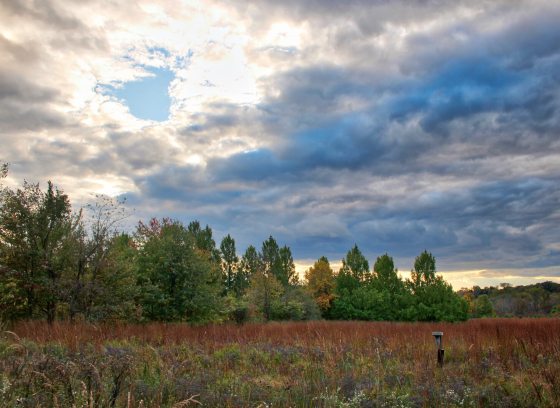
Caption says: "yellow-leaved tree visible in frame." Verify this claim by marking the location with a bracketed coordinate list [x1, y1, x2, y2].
[305, 256, 335, 317]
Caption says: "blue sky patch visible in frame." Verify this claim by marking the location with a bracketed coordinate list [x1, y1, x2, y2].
[111, 66, 174, 122]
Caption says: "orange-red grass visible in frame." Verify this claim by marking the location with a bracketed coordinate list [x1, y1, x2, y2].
[5, 318, 560, 406]
[12, 318, 560, 352]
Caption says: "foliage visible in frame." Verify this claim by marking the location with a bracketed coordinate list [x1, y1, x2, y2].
[305, 256, 335, 317]
[459, 281, 560, 317]
[220, 234, 240, 296]
[245, 270, 283, 321]
[332, 249, 467, 322]
[259, 236, 298, 287]
[407, 251, 468, 322]
[0, 176, 478, 325]
[278, 245, 298, 286]
[0, 181, 74, 323]
[64, 195, 133, 321]
[473, 294, 494, 317]
[338, 244, 370, 287]
[271, 286, 321, 321]
[410, 250, 436, 287]
[88, 233, 139, 321]
[239, 245, 261, 279]
[187, 220, 219, 258]
[135, 219, 222, 323]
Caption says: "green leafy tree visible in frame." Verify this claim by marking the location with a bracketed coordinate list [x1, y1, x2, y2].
[371, 253, 409, 320]
[246, 270, 283, 321]
[340, 244, 370, 283]
[227, 245, 261, 322]
[81, 233, 138, 321]
[335, 244, 370, 295]
[240, 245, 261, 278]
[410, 250, 436, 287]
[331, 245, 372, 320]
[473, 294, 494, 317]
[188, 220, 221, 263]
[271, 286, 321, 321]
[136, 219, 222, 323]
[0, 181, 74, 323]
[64, 195, 130, 321]
[406, 251, 468, 322]
[237, 245, 260, 297]
[373, 253, 402, 292]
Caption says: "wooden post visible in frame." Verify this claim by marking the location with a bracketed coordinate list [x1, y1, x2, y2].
[432, 331, 444, 367]
[437, 348, 444, 367]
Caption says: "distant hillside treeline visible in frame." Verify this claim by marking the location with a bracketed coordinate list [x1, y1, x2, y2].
[459, 282, 560, 318]
[0, 169, 490, 324]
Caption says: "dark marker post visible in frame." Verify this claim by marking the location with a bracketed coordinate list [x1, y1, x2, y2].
[432, 331, 444, 367]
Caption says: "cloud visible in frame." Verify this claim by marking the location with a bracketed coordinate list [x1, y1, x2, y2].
[1, 0, 559, 286]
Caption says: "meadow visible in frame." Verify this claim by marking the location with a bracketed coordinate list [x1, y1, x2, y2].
[1, 319, 559, 407]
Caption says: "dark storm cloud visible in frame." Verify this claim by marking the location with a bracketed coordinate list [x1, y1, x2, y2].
[136, 165, 207, 202]
[238, 3, 560, 181]
[346, 177, 560, 266]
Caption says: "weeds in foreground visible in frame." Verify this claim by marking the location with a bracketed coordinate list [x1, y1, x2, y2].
[0, 319, 559, 407]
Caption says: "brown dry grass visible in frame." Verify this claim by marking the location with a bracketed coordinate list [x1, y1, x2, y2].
[12, 318, 560, 351]
[4, 318, 560, 407]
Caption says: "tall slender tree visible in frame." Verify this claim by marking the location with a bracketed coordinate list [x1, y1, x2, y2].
[220, 234, 239, 295]
[278, 245, 297, 286]
[260, 235, 280, 277]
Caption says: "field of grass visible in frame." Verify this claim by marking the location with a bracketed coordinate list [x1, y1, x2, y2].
[1, 319, 559, 407]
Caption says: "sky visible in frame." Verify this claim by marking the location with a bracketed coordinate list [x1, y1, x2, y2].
[1, 0, 559, 289]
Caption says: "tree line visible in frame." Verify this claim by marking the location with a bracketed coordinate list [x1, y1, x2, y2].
[0, 171, 468, 324]
[459, 282, 560, 318]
